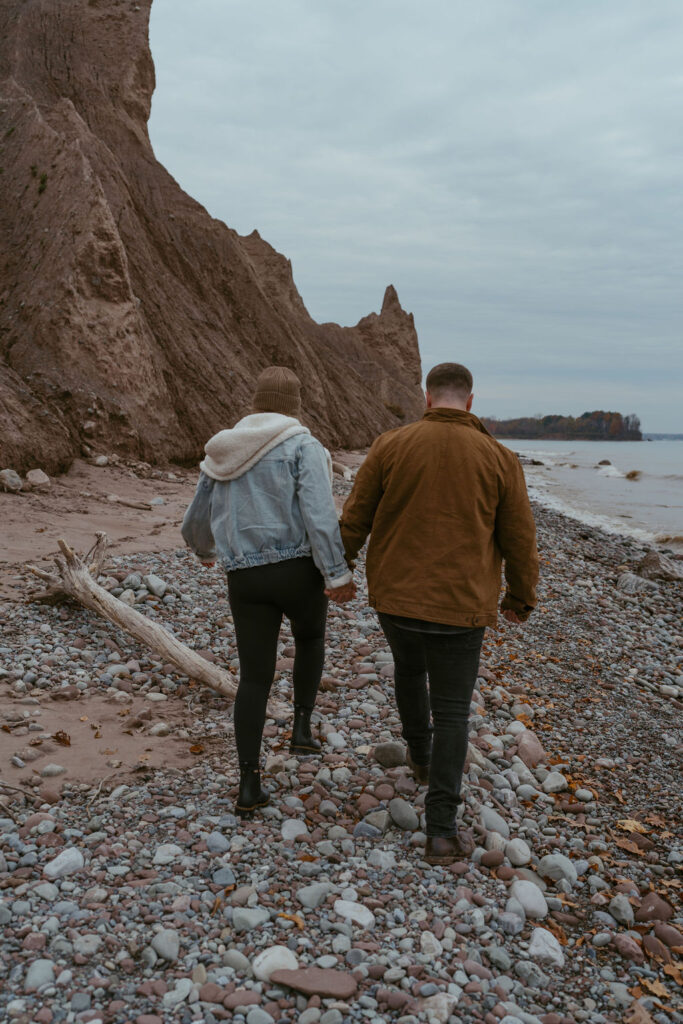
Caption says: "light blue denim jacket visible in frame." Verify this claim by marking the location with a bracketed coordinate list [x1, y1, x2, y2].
[181, 422, 352, 587]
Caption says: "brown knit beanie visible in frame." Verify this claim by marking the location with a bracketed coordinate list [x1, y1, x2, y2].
[252, 366, 302, 417]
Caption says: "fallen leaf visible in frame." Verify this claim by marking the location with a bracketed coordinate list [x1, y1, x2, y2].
[79, 716, 88, 722]
[1, 724, 10, 734]
[624, 1002, 656, 1024]
[210, 896, 223, 915]
[138, 754, 150, 763]
[615, 837, 645, 856]
[663, 963, 683, 987]
[55, 731, 71, 746]
[189, 744, 204, 755]
[641, 978, 669, 999]
[617, 819, 649, 834]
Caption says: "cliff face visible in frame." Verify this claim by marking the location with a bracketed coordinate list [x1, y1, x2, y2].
[0, 0, 423, 474]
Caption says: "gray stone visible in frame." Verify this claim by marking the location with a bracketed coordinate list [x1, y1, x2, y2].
[487, 945, 513, 970]
[24, 958, 55, 991]
[509, 879, 548, 919]
[153, 843, 183, 866]
[143, 573, 168, 597]
[373, 742, 405, 767]
[41, 763, 67, 778]
[246, 1011, 275, 1024]
[367, 848, 396, 871]
[206, 831, 230, 853]
[389, 797, 419, 831]
[528, 926, 565, 967]
[233, 907, 270, 932]
[213, 865, 237, 887]
[0, 469, 23, 492]
[297, 883, 332, 910]
[480, 806, 510, 839]
[71, 992, 91, 1012]
[222, 948, 252, 974]
[151, 928, 180, 961]
[364, 809, 390, 832]
[281, 819, 308, 841]
[72, 934, 102, 957]
[609, 893, 635, 926]
[537, 853, 577, 886]
[542, 771, 569, 793]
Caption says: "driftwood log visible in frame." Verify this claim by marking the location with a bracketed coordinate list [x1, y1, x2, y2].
[27, 533, 288, 717]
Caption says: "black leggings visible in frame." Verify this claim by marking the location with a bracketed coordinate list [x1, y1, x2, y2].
[228, 557, 328, 764]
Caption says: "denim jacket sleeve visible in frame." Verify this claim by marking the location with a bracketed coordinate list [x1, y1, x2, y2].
[296, 439, 353, 587]
[181, 472, 217, 560]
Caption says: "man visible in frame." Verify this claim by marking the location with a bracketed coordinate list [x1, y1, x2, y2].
[339, 362, 538, 865]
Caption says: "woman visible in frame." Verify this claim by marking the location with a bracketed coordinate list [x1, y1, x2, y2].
[182, 367, 355, 816]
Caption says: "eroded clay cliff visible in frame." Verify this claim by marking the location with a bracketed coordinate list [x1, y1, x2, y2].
[0, 0, 423, 474]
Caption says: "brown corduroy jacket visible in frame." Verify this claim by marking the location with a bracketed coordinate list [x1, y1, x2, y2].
[339, 408, 539, 627]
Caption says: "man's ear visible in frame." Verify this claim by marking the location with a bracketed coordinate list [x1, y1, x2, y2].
[425, 391, 433, 408]
[466, 393, 474, 411]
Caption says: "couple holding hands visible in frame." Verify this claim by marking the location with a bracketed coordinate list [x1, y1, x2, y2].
[182, 363, 538, 865]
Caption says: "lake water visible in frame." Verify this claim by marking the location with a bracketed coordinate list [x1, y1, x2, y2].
[498, 439, 683, 551]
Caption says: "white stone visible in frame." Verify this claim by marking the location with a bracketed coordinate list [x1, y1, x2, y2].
[505, 838, 532, 866]
[43, 847, 84, 880]
[33, 882, 59, 900]
[145, 692, 168, 701]
[510, 879, 548, 919]
[26, 469, 50, 489]
[418, 990, 462, 1022]
[153, 843, 183, 866]
[252, 945, 299, 981]
[528, 926, 565, 967]
[24, 958, 55, 991]
[149, 722, 171, 736]
[609, 893, 635, 926]
[367, 849, 396, 871]
[326, 732, 346, 749]
[420, 930, 443, 958]
[281, 819, 308, 841]
[162, 977, 193, 1008]
[233, 907, 270, 932]
[40, 763, 66, 778]
[542, 771, 569, 793]
[333, 899, 375, 929]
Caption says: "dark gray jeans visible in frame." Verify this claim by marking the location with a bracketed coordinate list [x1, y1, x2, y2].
[378, 614, 485, 838]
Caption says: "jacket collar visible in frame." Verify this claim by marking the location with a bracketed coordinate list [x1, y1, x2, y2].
[422, 408, 493, 436]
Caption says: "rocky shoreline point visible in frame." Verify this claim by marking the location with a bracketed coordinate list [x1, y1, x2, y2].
[0, 473, 681, 1024]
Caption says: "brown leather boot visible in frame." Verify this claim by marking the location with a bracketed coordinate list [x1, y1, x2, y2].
[406, 750, 430, 785]
[424, 831, 475, 865]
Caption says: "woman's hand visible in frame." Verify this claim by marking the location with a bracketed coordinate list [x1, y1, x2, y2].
[325, 581, 356, 604]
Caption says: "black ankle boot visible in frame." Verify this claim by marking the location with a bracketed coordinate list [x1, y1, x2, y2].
[235, 762, 270, 817]
[290, 705, 321, 754]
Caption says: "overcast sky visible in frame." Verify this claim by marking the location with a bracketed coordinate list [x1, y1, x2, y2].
[148, 0, 683, 432]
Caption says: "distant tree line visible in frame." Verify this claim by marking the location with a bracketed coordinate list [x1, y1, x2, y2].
[481, 411, 642, 441]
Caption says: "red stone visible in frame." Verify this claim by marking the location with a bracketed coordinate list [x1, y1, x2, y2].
[654, 922, 683, 948]
[613, 933, 644, 964]
[34, 1009, 53, 1024]
[23, 933, 47, 950]
[643, 935, 672, 963]
[635, 892, 674, 923]
[516, 729, 546, 768]
[199, 983, 226, 1004]
[136, 1017, 163, 1024]
[223, 990, 261, 1010]
[481, 850, 504, 868]
[269, 967, 358, 999]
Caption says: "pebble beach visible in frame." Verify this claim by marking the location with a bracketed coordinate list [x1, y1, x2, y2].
[1, 470, 682, 1024]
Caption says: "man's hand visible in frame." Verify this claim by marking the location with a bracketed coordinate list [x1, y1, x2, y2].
[325, 581, 356, 604]
[502, 608, 523, 624]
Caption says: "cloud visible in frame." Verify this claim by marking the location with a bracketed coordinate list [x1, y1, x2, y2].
[149, 0, 683, 431]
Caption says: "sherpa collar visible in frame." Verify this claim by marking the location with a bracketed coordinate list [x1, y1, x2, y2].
[200, 413, 309, 481]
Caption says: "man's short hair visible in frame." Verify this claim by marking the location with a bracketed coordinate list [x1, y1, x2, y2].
[425, 362, 473, 399]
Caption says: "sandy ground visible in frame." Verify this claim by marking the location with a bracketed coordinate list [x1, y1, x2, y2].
[0, 452, 362, 791]
[0, 452, 364, 601]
